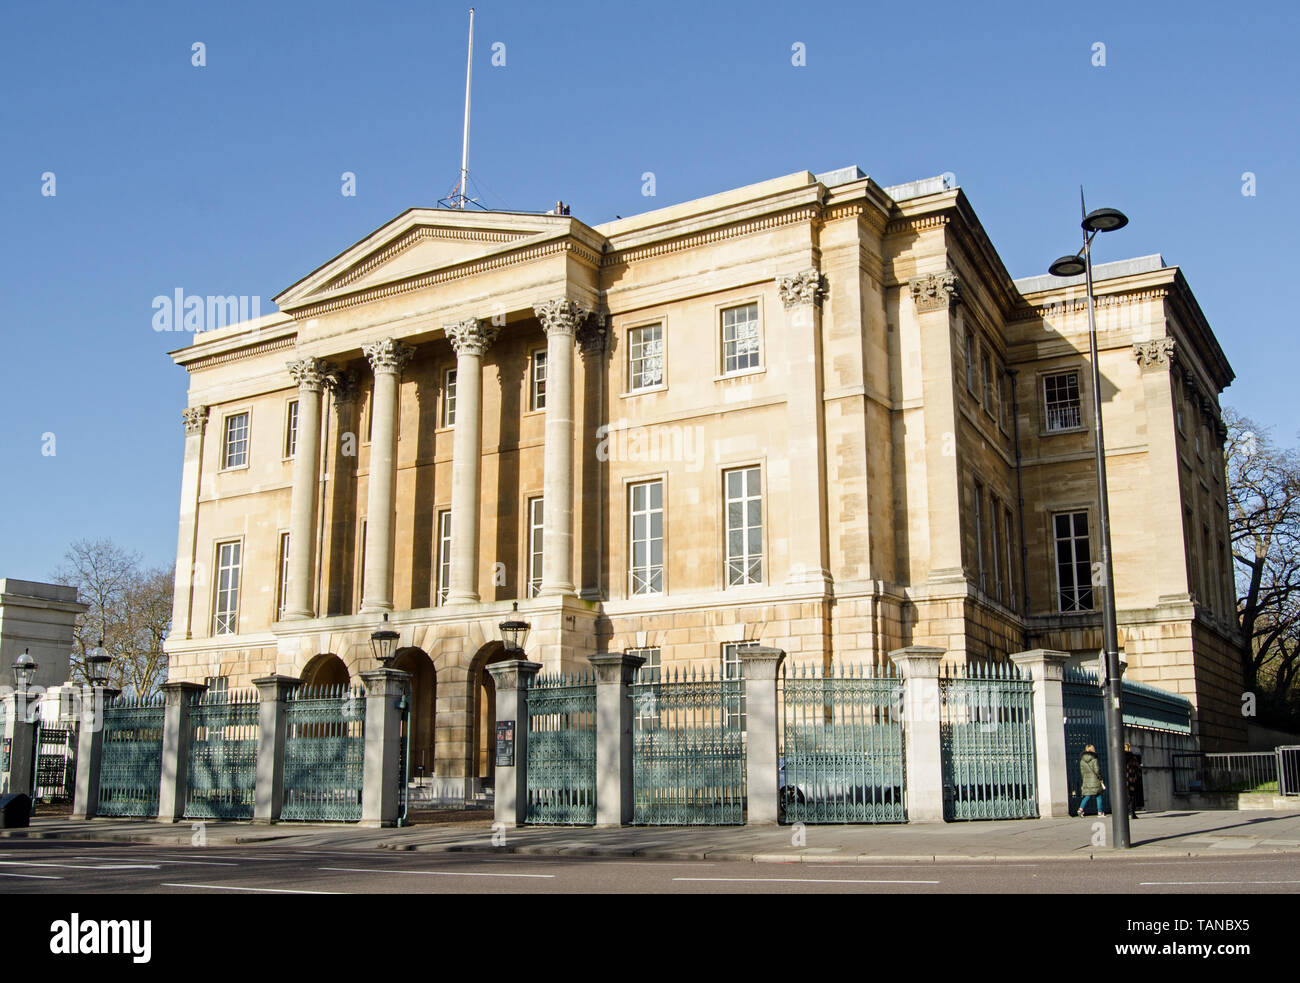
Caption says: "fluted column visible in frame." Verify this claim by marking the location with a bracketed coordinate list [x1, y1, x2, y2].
[173, 405, 208, 639]
[361, 338, 414, 613]
[445, 318, 500, 604]
[283, 357, 333, 619]
[534, 298, 587, 597]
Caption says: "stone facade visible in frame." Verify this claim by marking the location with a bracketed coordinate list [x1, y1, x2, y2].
[164, 166, 1245, 804]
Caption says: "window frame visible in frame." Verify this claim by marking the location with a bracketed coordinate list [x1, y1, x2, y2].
[527, 496, 544, 598]
[212, 538, 243, 636]
[436, 510, 452, 606]
[283, 399, 299, 460]
[718, 300, 763, 377]
[973, 479, 986, 592]
[627, 321, 666, 393]
[723, 465, 764, 588]
[442, 367, 458, 428]
[1053, 509, 1095, 613]
[721, 641, 759, 732]
[275, 530, 291, 621]
[529, 349, 547, 413]
[220, 410, 251, 471]
[628, 479, 665, 596]
[1041, 370, 1085, 434]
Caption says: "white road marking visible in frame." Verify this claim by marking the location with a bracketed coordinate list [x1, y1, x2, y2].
[320, 866, 554, 879]
[673, 877, 939, 885]
[0, 871, 62, 880]
[0, 861, 159, 871]
[162, 883, 339, 894]
[1140, 880, 1300, 886]
[72, 855, 238, 867]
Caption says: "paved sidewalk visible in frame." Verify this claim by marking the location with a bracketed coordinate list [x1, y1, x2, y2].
[6, 809, 1300, 862]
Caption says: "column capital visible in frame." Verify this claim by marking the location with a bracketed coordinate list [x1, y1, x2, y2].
[576, 312, 610, 357]
[1133, 338, 1176, 369]
[588, 651, 646, 686]
[738, 645, 786, 681]
[446, 317, 500, 358]
[327, 367, 362, 406]
[486, 659, 543, 692]
[363, 338, 415, 375]
[776, 269, 827, 308]
[359, 667, 412, 698]
[287, 356, 335, 392]
[181, 405, 209, 436]
[908, 270, 959, 313]
[889, 645, 946, 678]
[1009, 649, 1070, 683]
[533, 297, 591, 338]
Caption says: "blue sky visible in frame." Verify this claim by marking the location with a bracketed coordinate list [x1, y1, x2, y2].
[1, 0, 1296, 581]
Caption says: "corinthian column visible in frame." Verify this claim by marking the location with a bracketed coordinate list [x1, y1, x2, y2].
[445, 318, 500, 604]
[534, 298, 587, 597]
[360, 338, 414, 613]
[776, 270, 832, 589]
[173, 405, 209, 639]
[283, 357, 333, 619]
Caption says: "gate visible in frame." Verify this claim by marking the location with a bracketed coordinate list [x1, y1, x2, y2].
[34, 717, 77, 802]
[525, 671, 596, 825]
[780, 663, 906, 824]
[184, 688, 258, 820]
[97, 694, 165, 817]
[281, 684, 366, 822]
[1280, 747, 1300, 797]
[941, 662, 1038, 821]
[632, 666, 745, 825]
[1062, 666, 1108, 815]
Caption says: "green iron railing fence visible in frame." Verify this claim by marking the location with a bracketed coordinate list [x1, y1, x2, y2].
[97, 694, 165, 817]
[779, 662, 906, 824]
[34, 717, 76, 802]
[525, 671, 596, 825]
[1173, 751, 1279, 795]
[631, 666, 746, 825]
[1120, 678, 1193, 734]
[941, 662, 1038, 821]
[281, 684, 366, 822]
[1063, 667, 1109, 815]
[184, 688, 258, 820]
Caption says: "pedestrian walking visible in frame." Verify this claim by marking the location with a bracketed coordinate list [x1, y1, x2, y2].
[1077, 744, 1105, 817]
[1124, 743, 1143, 818]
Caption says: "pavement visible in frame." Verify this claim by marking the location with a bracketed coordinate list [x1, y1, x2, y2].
[7, 808, 1300, 863]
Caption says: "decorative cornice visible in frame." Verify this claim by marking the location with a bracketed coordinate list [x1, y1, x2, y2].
[602, 206, 820, 267]
[291, 239, 602, 321]
[886, 214, 950, 236]
[186, 334, 296, 372]
[576, 313, 609, 357]
[776, 269, 828, 309]
[909, 270, 959, 314]
[1133, 338, 1176, 368]
[1013, 287, 1171, 323]
[182, 405, 209, 436]
[362, 338, 415, 375]
[326, 368, 361, 406]
[534, 298, 591, 339]
[445, 318, 501, 358]
[287, 356, 335, 391]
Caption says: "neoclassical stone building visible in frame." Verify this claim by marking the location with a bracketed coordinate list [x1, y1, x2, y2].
[165, 166, 1242, 802]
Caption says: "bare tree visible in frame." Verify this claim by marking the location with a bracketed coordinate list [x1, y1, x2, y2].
[51, 539, 173, 698]
[1224, 409, 1300, 703]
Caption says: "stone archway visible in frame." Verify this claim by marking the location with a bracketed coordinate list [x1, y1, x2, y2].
[301, 653, 349, 689]
[468, 641, 513, 792]
[392, 647, 437, 784]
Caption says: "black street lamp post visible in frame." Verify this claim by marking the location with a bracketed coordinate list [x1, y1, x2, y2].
[1048, 192, 1132, 849]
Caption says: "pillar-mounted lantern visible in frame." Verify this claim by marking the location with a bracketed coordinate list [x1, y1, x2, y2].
[369, 613, 400, 667]
[499, 602, 530, 655]
[12, 650, 36, 691]
[87, 638, 111, 687]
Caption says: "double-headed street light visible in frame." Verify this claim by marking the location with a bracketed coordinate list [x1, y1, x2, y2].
[1048, 192, 1132, 849]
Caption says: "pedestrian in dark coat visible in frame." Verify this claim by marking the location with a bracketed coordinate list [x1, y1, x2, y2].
[1124, 743, 1143, 818]
[1078, 744, 1105, 817]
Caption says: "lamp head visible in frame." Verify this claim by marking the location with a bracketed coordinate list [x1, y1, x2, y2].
[13, 650, 36, 690]
[499, 601, 531, 655]
[1082, 207, 1128, 233]
[1048, 254, 1087, 278]
[369, 613, 400, 667]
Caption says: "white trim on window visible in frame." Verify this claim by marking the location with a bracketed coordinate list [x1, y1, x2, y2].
[436, 510, 451, 606]
[213, 539, 243, 635]
[527, 497, 544, 598]
[1053, 510, 1094, 612]
[724, 466, 763, 587]
[221, 411, 251, 470]
[530, 350, 547, 412]
[629, 480, 664, 595]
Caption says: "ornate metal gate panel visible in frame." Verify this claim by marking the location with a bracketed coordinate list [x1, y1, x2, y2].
[184, 688, 258, 820]
[34, 718, 77, 802]
[632, 667, 745, 825]
[941, 662, 1038, 821]
[97, 694, 165, 818]
[780, 663, 906, 824]
[281, 684, 366, 822]
[1062, 666, 1108, 815]
[525, 672, 596, 825]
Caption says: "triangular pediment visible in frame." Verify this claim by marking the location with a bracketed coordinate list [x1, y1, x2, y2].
[273, 208, 582, 312]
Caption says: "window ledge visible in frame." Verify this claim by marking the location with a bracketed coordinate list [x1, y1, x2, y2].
[715, 368, 765, 383]
[1039, 426, 1089, 438]
[218, 464, 250, 474]
[621, 384, 668, 398]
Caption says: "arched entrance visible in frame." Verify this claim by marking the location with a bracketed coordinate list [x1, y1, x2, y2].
[392, 647, 437, 784]
[470, 641, 513, 792]
[301, 653, 349, 689]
